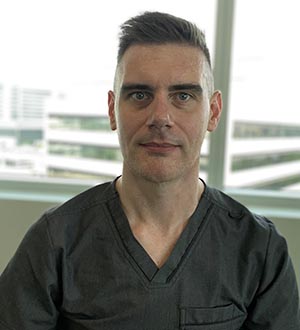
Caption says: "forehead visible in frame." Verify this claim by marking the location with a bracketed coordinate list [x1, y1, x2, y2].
[116, 44, 207, 86]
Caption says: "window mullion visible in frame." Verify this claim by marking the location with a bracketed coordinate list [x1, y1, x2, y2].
[207, 0, 235, 189]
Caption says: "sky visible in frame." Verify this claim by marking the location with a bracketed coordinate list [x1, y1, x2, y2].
[0, 0, 300, 124]
[230, 0, 300, 124]
[0, 0, 215, 86]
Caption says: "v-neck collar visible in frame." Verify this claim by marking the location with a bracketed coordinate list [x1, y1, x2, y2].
[106, 181, 213, 285]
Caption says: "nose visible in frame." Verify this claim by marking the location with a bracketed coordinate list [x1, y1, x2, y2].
[146, 94, 174, 129]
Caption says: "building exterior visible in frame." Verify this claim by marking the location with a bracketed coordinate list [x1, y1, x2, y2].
[46, 112, 122, 181]
[228, 121, 300, 190]
[0, 83, 50, 176]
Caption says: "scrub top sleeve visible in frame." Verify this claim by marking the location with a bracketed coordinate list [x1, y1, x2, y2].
[0, 215, 61, 330]
[244, 219, 300, 330]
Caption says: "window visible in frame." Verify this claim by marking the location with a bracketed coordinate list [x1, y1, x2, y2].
[0, 0, 216, 185]
[227, 0, 300, 192]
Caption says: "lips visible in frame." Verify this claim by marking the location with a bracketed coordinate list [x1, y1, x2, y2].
[140, 141, 180, 153]
[143, 142, 175, 147]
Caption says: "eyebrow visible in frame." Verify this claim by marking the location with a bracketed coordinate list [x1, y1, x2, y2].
[168, 84, 203, 94]
[120, 83, 203, 95]
[120, 84, 154, 95]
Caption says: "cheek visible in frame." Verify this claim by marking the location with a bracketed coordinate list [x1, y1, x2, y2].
[117, 113, 141, 144]
[185, 117, 208, 141]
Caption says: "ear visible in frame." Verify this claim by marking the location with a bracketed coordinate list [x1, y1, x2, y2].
[108, 90, 117, 130]
[207, 90, 222, 132]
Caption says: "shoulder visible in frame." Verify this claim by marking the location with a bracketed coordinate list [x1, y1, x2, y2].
[29, 180, 119, 248]
[46, 180, 117, 218]
[202, 186, 295, 287]
[203, 185, 281, 245]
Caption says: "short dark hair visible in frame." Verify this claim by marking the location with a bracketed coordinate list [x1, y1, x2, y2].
[117, 11, 212, 68]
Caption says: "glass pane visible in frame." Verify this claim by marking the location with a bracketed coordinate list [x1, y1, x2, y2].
[0, 0, 216, 183]
[226, 0, 300, 191]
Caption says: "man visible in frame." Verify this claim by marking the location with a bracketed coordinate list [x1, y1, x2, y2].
[0, 11, 299, 330]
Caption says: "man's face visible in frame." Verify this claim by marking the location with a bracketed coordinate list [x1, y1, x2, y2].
[108, 44, 222, 184]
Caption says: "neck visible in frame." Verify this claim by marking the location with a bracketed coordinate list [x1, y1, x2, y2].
[116, 171, 204, 230]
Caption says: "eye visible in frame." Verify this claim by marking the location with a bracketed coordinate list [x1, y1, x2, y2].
[177, 92, 191, 101]
[131, 91, 148, 101]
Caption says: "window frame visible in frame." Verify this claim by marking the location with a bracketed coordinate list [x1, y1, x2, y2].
[209, 0, 300, 220]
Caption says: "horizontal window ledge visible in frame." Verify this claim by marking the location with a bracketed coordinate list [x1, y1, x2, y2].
[226, 188, 300, 220]
[0, 176, 98, 203]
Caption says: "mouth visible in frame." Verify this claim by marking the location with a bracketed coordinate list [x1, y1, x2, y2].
[139, 142, 180, 154]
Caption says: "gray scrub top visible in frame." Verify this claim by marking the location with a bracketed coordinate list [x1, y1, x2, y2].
[0, 179, 299, 330]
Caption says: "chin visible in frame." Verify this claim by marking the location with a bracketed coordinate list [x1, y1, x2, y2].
[131, 162, 187, 184]
[124, 153, 198, 184]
